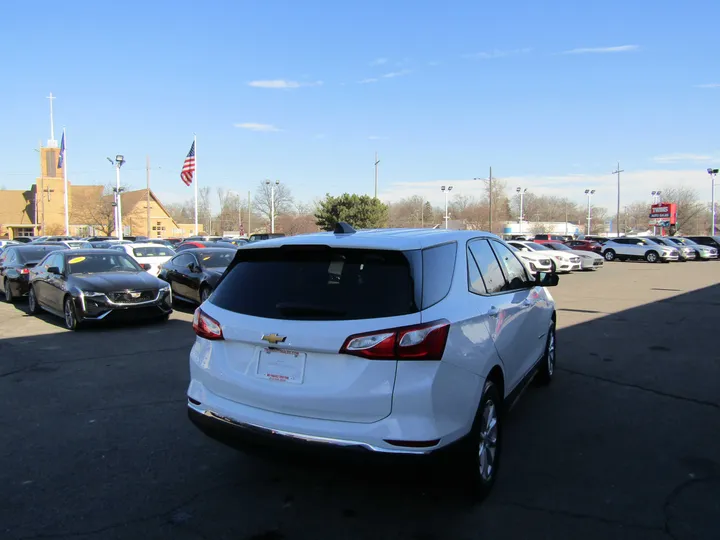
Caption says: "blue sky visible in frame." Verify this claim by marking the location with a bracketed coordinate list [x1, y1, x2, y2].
[1, 0, 719, 212]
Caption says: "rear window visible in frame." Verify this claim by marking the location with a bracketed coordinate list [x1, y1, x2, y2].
[17, 247, 64, 263]
[132, 246, 175, 258]
[211, 247, 421, 321]
[196, 250, 235, 268]
[421, 243, 457, 309]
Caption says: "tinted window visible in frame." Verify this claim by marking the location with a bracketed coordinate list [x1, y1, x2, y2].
[211, 247, 419, 321]
[490, 241, 530, 290]
[468, 240, 506, 294]
[421, 242, 457, 309]
[195, 250, 236, 268]
[173, 254, 195, 267]
[535, 235, 548, 240]
[16, 247, 64, 263]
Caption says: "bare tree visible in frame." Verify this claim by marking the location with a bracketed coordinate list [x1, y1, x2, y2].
[253, 181, 294, 225]
[71, 183, 132, 236]
[661, 186, 704, 233]
[388, 195, 425, 227]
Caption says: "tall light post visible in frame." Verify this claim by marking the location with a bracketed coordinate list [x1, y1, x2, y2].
[108, 155, 125, 240]
[584, 189, 595, 234]
[708, 168, 718, 235]
[266, 179, 280, 233]
[516, 187, 527, 235]
[441, 185, 453, 229]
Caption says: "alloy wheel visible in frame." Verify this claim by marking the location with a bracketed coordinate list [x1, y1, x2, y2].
[28, 289, 36, 312]
[647, 252, 658, 263]
[64, 299, 75, 330]
[547, 330, 555, 376]
[201, 288, 210, 303]
[4, 281, 11, 302]
[478, 400, 498, 482]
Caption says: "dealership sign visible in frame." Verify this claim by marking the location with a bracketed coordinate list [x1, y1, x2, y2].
[649, 202, 677, 225]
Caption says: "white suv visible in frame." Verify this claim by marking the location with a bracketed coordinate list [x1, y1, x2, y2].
[187, 225, 558, 498]
[602, 237, 679, 263]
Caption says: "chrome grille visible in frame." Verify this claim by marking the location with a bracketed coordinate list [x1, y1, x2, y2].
[108, 290, 157, 304]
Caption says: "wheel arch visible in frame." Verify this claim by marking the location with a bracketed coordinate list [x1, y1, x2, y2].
[486, 365, 505, 403]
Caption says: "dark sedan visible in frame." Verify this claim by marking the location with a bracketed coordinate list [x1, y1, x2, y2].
[157, 248, 235, 305]
[28, 249, 172, 330]
[0, 244, 67, 302]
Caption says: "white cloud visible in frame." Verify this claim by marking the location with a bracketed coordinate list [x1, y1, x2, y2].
[370, 57, 388, 66]
[381, 69, 412, 78]
[358, 77, 379, 84]
[653, 153, 716, 164]
[696, 83, 720, 88]
[464, 48, 532, 59]
[380, 169, 714, 211]
[234, 123, 282, 132]
[247, 80, 323, 89]
[562, 45, 639, 55]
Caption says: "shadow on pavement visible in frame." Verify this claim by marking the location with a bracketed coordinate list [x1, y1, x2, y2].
[0, 285, 719, 540]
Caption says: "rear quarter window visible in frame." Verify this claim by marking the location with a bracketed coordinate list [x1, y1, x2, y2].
[421, 242, 457, 309]
[211, 247, 421, 321]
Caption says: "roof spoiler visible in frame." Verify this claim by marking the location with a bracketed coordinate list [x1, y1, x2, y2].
[334, 222, 356, 234]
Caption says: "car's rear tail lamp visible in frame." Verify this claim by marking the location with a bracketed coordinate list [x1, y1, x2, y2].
[340, 320, 450, 361]
[19, 268, 30, 275]
[193, 308, 224, 340]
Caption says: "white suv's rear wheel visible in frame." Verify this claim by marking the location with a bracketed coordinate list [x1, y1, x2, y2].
[460, 379, 503, 500]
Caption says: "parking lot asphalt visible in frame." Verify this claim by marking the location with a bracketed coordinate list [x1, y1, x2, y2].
[1, 261, 719, 540]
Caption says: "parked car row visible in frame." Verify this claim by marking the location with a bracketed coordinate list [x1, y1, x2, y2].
[507, 240, 604, 275]
[599, 236, 718, 263]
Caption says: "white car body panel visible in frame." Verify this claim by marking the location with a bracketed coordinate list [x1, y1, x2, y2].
[187, 229, 557, 454]
[117, 243, 174, 276]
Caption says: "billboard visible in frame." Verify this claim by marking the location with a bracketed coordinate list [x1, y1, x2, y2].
[649, 203, 677, 225]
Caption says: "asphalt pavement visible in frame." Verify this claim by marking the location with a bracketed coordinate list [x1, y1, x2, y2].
[1, 260, 719, 540]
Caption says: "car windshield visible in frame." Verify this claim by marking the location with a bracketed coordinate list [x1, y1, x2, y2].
[195, 250, 236, 268]
[66, 241, 92, 248]
[666, 238, 683, 245]
[67, 253, 142, 274]
[526, 243, 549, 251]
[548, 243, 572, 251]
[677, 238, 697, 245]
[648, 238, 669, 245]
[132, 246, 175, 258]
[16, 247, 64, 263]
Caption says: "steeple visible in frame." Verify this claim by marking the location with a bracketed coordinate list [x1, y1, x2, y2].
[46, 92, 57, 148]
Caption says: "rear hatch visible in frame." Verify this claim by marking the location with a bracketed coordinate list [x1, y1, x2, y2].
[195, 245, 422, 423]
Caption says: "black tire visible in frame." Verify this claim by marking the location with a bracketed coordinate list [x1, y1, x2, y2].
[200, 286, 211, 304]
[550, 260, 557, 273]
[645, 250, 659, 263]
[3, 280, 14, 303]
[604, 249, 616, 262]
[536, 323, 556, 386]
[27, 286, 41, 314]
[63, 296, 81, 331]
[458, 380, 503, 501]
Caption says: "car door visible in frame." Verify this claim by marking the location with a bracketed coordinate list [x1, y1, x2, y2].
[44, 253, 67, 312]
[168, 254, 195, 299]
[35, 253, 59, 309]
[184, 254, 204, 302]
[489, 240, 550, 377]
[0, 249, 12, 290]
[467, 239, 537, 393]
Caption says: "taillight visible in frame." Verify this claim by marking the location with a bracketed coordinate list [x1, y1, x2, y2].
[193, 308, 224, 340]
[19, 268, 30, 275]
[339, 320, 450, 361]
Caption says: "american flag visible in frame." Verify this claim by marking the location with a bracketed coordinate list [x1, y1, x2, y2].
[57, 132, 65, 168]
[180, 141, 196, 186]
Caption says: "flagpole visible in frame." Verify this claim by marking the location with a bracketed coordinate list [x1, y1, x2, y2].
[62, 128, 69, 235]
[193, 134, 198, 235]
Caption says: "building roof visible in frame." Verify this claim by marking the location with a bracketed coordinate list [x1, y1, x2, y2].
[0, 190, 34, 226]
[120, 189, 180, 229]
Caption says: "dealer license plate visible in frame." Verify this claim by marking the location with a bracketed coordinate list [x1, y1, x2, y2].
[256, 348, 306, 384]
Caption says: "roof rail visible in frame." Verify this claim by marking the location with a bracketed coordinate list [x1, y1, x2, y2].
[334, 222, 356, 234]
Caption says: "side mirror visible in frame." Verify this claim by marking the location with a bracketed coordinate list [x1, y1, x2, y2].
[188, 263, 200, 272]
[141, 263, 152, 271]
[535, 271, 559, 287]
[47, 266, 61, 275]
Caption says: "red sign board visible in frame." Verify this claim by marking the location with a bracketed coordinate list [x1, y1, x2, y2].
[649, 203, 677, 224]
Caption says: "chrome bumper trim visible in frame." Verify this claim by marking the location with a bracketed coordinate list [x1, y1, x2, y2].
[187, 401, 432, 455]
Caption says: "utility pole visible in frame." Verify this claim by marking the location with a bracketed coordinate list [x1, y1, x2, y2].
[708, 168, 718, 235]
[441, 185, 453, 229]
[585, 189, 596, 234]
[516, 187, 527, 235]
[146, 155, 151, 237]
[374, 152, 380, 198]
[247, 190, 252, 235]
[488, 166, 493, 233]
[612, 162, 624, 237]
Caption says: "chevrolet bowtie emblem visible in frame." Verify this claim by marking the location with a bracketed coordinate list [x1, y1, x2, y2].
[129, 292, 141, 298]
[262, 333, 287, 344]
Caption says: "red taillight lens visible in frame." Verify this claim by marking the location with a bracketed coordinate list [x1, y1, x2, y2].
[19, 268, 30, 275]
[192, 308, 224, 340]
[339, 320, 450, 361]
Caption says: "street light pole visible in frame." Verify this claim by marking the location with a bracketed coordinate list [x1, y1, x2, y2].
[108, 155, 125, 240]
[612, 162, 623, 237]
[708, 168, 718, 235]
[441, 185, 453, 229]
[516, 187, 527, 235]
[266, 179, 280, 233]
[584, 189, 595, 234]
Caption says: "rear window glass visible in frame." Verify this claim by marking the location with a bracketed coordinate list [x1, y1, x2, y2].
[132, 246, 175, 258]
[211, 247, 420, 321]
[16, 247, 64, 263]
[196, 250, 235, 268]
[421, 243, 457, 309]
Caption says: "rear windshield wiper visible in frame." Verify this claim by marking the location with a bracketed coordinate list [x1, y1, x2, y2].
[275, 302, 346, 317]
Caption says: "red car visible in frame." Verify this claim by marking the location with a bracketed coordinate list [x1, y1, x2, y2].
[565, 239, 603, 254]
[533, 234, 567, 244]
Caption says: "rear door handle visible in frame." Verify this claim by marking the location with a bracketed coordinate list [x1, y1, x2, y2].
[487, 306, 499, 317]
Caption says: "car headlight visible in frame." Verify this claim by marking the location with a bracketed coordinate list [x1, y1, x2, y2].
[82, 291, 105, 298]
